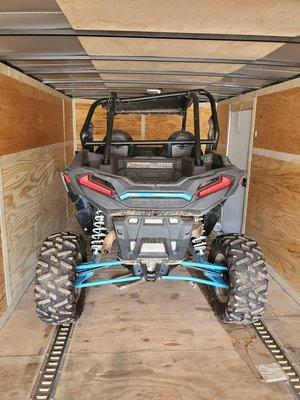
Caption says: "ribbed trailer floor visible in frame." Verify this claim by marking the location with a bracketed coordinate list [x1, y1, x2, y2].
[0, 266, 299, 400]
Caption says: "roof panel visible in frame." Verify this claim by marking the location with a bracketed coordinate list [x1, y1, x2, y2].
[79, 37, 283, 60]
[0, 0, 62, 12]
[99, 73, 221, 84]
[0, 13, 70, 29]
[35, 72, 102, 81]
[56, 0, 300, 36]
[92, 60, 243, 74]
[0, 1, 298, 100]
[0, 36, 85, 55]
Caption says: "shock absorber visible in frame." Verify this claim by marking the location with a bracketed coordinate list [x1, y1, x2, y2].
[91, 210, 107, 259]
[191, 217, 207, 258]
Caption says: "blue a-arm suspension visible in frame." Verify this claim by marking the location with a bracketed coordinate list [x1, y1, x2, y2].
[76, 260, 123, 271]
[75, 257, 228, 289]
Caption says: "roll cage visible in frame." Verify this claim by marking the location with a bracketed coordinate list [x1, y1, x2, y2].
[80, 89, 220, 166]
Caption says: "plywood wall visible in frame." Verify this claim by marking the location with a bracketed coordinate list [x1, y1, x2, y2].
[0, 65, 73, 319]
[245, 87, 300, 292]
[246, 155, 300, 290]
[0, 74, 64, 156]
[0, 226, 6, 315]
[75, 100, 211, 146]
[145, 114, 183, 140]
[144, 105, 210, 140]
[1, 145, 68, 298]
[217, 103, 229, 155]
[253, 87, 300, 154]
[75, 102, 141, 146]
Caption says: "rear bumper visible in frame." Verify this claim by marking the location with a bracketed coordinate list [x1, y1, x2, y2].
[113, 215, 194, 262]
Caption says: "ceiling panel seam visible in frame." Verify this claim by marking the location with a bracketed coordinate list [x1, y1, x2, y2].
[0, 29, 299, 43]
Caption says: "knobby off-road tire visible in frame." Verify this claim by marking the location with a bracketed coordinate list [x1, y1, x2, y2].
[35, 232, 86, 325]
[208, 234, 268, 324]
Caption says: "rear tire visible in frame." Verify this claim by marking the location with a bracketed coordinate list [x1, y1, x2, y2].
[35, 232, 86, 325]
[208, 234, 268, 324]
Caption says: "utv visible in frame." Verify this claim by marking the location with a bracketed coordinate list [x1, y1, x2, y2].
[35, 89, 268, 325]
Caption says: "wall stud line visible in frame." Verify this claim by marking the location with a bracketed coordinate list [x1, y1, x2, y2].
[0, 157, 12, 305]
[140, 115, 145, 140]
[241, 97, 256, 233]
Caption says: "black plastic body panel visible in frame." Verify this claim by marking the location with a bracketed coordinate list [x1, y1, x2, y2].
[113, 215, 193, 262]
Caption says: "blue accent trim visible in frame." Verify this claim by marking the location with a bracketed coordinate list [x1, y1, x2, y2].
[75, 275, 141, 289]
[76, 260, 123, 271]
[161, 275, 229, 289]
[118, 191, 192, 201]
[180, 260, 227, 272]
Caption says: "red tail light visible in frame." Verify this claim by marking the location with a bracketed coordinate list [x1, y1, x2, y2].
[78, 174, 115, 197]
[197, 176, 232, 198]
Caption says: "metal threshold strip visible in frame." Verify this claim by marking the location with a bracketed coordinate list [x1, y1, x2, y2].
[0, 29, 299, 44]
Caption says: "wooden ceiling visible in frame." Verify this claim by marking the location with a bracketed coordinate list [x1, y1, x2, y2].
[57, 0, 300, 36]
[0, 0, 299, 99]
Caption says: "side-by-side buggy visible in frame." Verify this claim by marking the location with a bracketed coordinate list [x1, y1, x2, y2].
[35, 89, 268, 325]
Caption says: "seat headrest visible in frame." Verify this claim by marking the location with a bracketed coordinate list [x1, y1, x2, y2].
[167, 130, 195, 158]
[110, 130, 133, 143]
[168, 130, 195, 142]
[108, 130, 134, 157]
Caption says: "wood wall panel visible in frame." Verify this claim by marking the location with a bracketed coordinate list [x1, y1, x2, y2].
[0, 68, 73, 320]
[75, 101, 211, 140]
[1, 144, 68, 298]
[75, 100, 211, 146]
[111, 114, 142, 139]
[64, 100, 73, 141]
[75, 102, 141, 142]
[215, 103, 229, 155]
[145, 114, 183, 140]
[144, 106, 210, 140]
[254, 87, 300, 154]
[65, 141, 74, 164]
[0, 225, 6, 316]
[214, 80, 300, 292]
[0, 74, 64, 156]
[217, 103, 229, 145]
[245, 155, 300, 291]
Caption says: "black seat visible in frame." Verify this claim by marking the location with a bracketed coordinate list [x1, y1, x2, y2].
[163, 130, 195, 157]
[96, 130, 135, 157]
